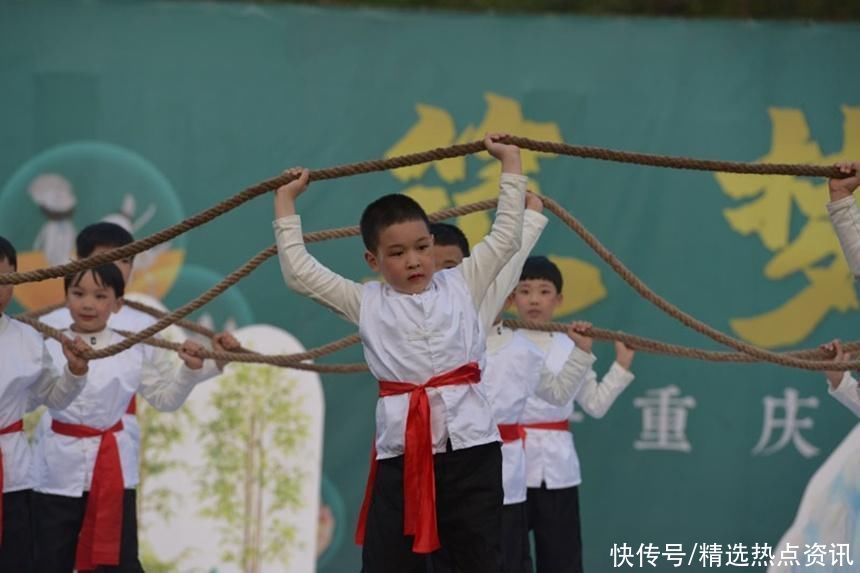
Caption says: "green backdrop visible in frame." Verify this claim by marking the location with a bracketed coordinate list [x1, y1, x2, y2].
[2, 1, 859, 571]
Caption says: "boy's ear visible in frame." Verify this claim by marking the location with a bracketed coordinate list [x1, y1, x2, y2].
[364, 250, 380, 273]
[504, 292, 515, 309]
[555, 292, 564, 306]
[113, 297, 124, 314]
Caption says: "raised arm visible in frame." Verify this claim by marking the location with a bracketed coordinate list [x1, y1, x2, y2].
[273, 168, 362, 324]
[478, 199, 548, 330]
[461, 134, 526, 308]
[828, 161, 860, 278]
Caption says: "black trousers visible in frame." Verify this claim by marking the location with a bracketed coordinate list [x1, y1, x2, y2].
[526, 485, 583, 573]
[33, 489, 143, 573]
[363, 441, 503, 573]
[429, 500, 533, 573]
[0, 489, 34, 572]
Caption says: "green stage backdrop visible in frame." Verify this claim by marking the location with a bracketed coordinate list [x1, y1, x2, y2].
[2, 1, 860, 571]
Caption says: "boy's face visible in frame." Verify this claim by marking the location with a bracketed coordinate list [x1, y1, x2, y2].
[89, 246, 133, 284]
[513, 279, 562, 323]
[66, 271, 122, 333]
[0, 257, 13, 316]
[434, 244, 465, 271]
[365, 220, 435, 294]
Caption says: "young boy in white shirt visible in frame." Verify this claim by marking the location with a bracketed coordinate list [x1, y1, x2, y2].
[274, 134, 524, 573]
[32, 263, 237, 572]
[514, 256, 635, 573]
[429, 215, 597, 573]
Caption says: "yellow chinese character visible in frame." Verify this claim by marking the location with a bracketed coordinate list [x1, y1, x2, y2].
[385, 93, 606, 317]
[714, 107, 860, 347]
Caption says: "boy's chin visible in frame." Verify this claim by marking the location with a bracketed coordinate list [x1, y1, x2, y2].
[392, 276, 432, 294]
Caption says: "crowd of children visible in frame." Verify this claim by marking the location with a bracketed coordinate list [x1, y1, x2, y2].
[0, 223, 239, 572]
[273, 137, 860, 573]
[1, 138, 857, 572]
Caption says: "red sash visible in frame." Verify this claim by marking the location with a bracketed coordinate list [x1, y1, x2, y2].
[51, 419, 124, 570]
[125, 396, 137, 416]
[497, 423, 527, 443]
[0, 419, 24, 544]
[355, 362, 481, 554]
[522, 420, 569, 432]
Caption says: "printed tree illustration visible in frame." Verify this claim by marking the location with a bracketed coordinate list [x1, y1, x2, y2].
[137, 398, 197, 572]
[196, 362, 310, 573]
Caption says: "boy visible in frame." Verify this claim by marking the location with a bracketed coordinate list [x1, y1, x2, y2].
[274, 134, 523, 573]
[0, 236, 90, 571]
[431, 210, 598, 573]
[515, 256, 635, 573]
[40, 222, 162, 453]
[32, 263, 237, 572]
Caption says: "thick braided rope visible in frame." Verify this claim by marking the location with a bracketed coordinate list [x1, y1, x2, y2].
[0, 137, 849, 286]
[121, 299, 364, 362]
[18, 307, 856, 373]
[20, 200, 496, 360]
[541, 197, 860, 371]
[105, 299, 860, 365]
[23, 297, 855, 367]
[16, 194, 860, 370]
[505, 321, 859, 364]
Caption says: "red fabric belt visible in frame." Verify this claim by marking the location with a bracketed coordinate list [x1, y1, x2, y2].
[51, 419, 124, 570]
[355, 362, 481, 554]
[521, 420, 569, 432]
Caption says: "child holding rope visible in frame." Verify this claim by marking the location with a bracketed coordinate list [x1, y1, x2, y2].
[40, 222, 163, 478]
[0, 236, 90, 572]
[514, 255, 635, 573]
[274, 133, 524, 573]
[31, 262, 238, 572]
[429, 215, 597, 573]
[823, 161, 860, 414]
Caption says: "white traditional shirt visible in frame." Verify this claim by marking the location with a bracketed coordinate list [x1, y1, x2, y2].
[39, 299, 163, 457]
[483, 324, 594, 504]
[521, 331, 635, 489]
[0, 314, 86, 492]
[32, 327, 219, 495]
[275, 173, 526, 458]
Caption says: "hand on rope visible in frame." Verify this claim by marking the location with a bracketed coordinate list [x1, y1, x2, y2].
[829, 161, 860, 202]
[1, 136, 855, 286]
[62, 335, 91, 376]
[177, 340, 208, 370]
[821, 339, 852, 390]
[565, 321, 594, 353]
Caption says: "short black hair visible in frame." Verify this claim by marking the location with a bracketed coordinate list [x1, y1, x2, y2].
[430, 223, 470, 258]
[64, 263, 126, 298]
[359, 194, 431, 253]
[520, 256, 563, 293]
[76, 222, 135, 259]
[0, 236, 17, 270]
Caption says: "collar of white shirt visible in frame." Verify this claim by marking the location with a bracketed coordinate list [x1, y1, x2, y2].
[66, 326, 112, 348]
